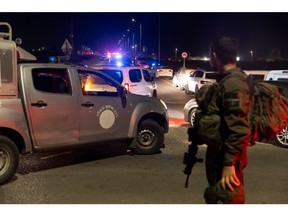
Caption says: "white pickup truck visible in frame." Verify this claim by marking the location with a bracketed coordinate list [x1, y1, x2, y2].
[0, 23, 169, 185]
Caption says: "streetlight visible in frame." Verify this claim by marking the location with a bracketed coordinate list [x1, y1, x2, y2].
[132, 32, 135, 54]
[250, 50, 253, 61]
[126, 29, 130, 53]
[132, 18, 142, 54]
[132, 45, 137, 65]
[175, 48, 178, 61]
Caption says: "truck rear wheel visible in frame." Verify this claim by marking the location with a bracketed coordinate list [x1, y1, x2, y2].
[135, 119, 164, 155]
[0, 136, 19, 185]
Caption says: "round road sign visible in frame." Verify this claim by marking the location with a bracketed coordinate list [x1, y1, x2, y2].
[181, 52, 188, 59]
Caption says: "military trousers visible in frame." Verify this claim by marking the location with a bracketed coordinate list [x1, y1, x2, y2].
[204, 144, 247, 204]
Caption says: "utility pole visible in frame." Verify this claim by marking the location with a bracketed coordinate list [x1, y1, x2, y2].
[140, 23, 142, 54]
[158, 13, 161, 65]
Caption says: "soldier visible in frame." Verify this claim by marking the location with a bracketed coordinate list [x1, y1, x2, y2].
[203, 37, 251, 204]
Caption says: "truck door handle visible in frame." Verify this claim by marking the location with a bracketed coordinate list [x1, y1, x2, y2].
[81, 102, 94, 108]
[130, 84, 137, 87]
[31, 101, 47, 107]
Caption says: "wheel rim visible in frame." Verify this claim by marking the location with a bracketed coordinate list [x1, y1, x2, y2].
[276, 127, 288, 146]
[0, 148, 10, 175]
[190, 110, 196, 128]
[138, 129, 156, 147]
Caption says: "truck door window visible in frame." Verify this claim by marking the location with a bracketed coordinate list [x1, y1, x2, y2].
[78, 70, 118, 96]
[98, 69, 123, 83]
[32, 68, 71, 94]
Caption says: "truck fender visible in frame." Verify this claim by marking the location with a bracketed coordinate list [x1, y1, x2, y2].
[0, 108, 32, 153]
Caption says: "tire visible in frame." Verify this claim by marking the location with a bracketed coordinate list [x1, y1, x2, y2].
[273, 126, 288, 148]
[135, 119, 164, 155]
[0, 136, 19, 185]
[189, 108, 197, 128]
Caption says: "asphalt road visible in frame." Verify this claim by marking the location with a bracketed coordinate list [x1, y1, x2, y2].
[1, 78, 287, 206]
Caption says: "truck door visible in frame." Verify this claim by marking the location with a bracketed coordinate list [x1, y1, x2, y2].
[127, 68, 144, 95]
[77, 69, 131, 143]
[22, 67, 79, 147]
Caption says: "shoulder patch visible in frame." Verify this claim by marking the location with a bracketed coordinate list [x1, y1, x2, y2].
[223, 90, 241, 108]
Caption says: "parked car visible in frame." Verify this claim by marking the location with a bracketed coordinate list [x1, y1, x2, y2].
[183, 98, 198, 128]
[185, 69, 217, 95]
[172, 67, 195, 90]
[91, 65, 157, 97]
[265, 70, 288, 81]
[155, 65, 173, 79]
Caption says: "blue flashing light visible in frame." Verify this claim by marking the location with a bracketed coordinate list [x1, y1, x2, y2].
[49, 56, 56, 63]
[115, 53, 122, 59]
[116, 61, 123, 67]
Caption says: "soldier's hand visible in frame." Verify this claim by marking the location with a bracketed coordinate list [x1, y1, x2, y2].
[221, 165, 240, 191]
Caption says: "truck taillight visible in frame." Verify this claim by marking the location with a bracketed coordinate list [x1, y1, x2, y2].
[124, 83, 129, 91]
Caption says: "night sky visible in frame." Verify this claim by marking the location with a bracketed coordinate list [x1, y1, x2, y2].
[1, 12, 288, 60]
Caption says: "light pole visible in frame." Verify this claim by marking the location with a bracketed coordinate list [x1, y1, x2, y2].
[158, 14, 161, 66]
[122, 34, 126, 51]
[250, 50, 253, 61]
[175, 48, 178, 61]
[126, 29, 130, 53]
[132, 18, 142, 54]
[135, 44, 138, 56]
[132, 32, 135, 54]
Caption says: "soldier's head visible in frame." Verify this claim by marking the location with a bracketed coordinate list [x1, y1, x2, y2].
[209, 37, 238, 72]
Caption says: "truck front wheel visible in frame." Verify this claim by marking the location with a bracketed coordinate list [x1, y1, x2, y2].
[135, 120, 164, 155]
[0, 136, 19, 185]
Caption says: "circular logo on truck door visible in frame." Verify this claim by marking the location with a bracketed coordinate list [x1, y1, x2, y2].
[99, 109, 115, 129]
[97, 105, 118, 129]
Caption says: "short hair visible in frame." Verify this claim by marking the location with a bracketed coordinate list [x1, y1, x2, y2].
[210, 37, 238, 64]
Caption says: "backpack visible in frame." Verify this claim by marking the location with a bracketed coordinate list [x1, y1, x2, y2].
[194, 82, 221, 145]
[194, 74, 288, 146]
[247, 76, 288, 145]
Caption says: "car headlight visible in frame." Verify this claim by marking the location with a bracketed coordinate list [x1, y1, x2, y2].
[160, 99, 168, 110]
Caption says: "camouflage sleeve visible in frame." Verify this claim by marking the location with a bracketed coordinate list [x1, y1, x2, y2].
[221, 76, 251, 166]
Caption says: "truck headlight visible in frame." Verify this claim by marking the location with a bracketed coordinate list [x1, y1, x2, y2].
[160, 99, 168, 110]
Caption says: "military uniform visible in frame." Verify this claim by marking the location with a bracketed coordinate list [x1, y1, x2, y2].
[201, 67, 251, 204]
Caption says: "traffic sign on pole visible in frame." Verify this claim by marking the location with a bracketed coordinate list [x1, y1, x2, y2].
[181, 52, 188, 59]
[181, 52, 188, 67]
